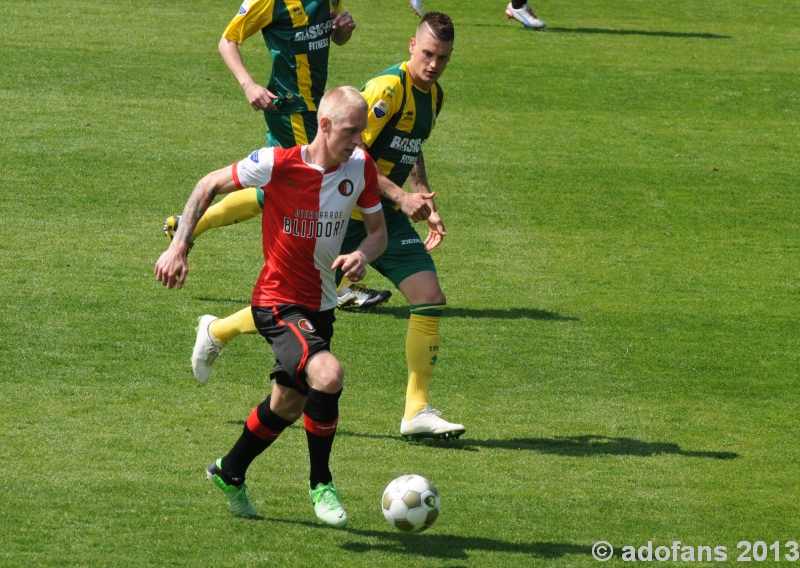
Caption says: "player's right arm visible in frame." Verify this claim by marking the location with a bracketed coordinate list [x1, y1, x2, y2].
[218, 0, 278, 111]
[155, 167, 241, 289]
[219, 40, 277, 111]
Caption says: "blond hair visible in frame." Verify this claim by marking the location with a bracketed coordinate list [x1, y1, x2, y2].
[317, 86, 368, 124]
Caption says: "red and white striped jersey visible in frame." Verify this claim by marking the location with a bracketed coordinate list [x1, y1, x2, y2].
[233, 145, 382, 311]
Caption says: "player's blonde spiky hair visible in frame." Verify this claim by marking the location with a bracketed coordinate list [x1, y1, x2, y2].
[318, 86, 368, 124]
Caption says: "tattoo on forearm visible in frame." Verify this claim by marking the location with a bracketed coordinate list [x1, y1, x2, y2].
[176, 186, 215, 245]
[408, 153, 427, 192]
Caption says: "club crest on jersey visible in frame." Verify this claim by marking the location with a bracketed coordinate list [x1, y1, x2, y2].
[338, 179, 354, 196]
[297, 319, 316, 333]
[373, 100, 389, 119]
[249, 150, 260, 163]
[238, 0, 249, 15]
[331, 0, 340, 8]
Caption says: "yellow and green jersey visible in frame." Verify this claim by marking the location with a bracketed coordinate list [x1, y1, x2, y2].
[360, 61, 444, 194]
[223, 0, 344, 114]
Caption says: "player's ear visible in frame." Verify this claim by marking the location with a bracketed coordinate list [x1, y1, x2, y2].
[320, 116, 331, 134]
[409, 37, 416, 55]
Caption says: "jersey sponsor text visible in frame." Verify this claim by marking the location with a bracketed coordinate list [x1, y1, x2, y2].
[284, 217, 347, 239]
[294, 21, 334, 42]
[390, 135, 424, 154]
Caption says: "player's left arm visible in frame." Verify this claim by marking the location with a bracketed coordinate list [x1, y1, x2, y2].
[374, 169, 433, 222]
[407, 151, 446, 250]
[332, 209, 387, 282]
[331, 10, 355, 45]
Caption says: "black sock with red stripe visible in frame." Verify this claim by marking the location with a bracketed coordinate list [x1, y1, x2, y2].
[303, 388, 342, 488]
[221, 395, 293, 484]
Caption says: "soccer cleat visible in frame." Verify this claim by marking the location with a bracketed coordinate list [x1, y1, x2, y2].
[206, 459, 257, 518]
[163, 214, 193, 251]
[505, 2, 546, 29]
[309, 482, 349, 527]
[400, 405, 466, 441]
[192, 315, 224, 384]
[410, 0, 423, 17]
[337, 281, 392, 310]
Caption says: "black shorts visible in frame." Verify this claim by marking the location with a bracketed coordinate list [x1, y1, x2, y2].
[251, 305, 335, 395]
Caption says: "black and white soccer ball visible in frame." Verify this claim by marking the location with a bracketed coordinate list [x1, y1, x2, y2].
[381, 474, 441, 533]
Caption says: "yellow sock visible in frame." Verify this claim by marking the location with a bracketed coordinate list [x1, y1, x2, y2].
[209, 306, 258, 343]
[193, 187, 262, 239]
[404, 304, 445, 420]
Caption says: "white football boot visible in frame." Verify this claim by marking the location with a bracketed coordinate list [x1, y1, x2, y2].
[400, 405, 466, 441]
[192, 315, 224, 384]
[410, 0, 423, 17]
[505, 3, 546, 29]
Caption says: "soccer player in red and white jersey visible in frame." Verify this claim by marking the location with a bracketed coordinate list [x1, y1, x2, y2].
[155, 86, 387, 526]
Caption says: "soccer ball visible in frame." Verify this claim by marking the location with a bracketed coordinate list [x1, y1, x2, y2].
[381, 474, 441, 533]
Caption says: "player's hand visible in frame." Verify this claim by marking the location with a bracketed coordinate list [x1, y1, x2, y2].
[423, 211, 446, 251]
[243, 81, 277, 112]
[154, 249, 189, 289]
[332, 11, 356, 35]
[332, 251, 367, 282]
[400, 191, 435, 222]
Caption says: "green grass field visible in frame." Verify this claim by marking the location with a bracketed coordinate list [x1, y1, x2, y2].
[2, 0, 798, 566]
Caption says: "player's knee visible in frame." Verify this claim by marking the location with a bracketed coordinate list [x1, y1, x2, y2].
[419, 289, 446, 305]
[306, 352, 344, 393]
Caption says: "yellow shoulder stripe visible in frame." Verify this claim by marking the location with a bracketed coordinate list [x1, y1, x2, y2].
[222, 0, 276, 44]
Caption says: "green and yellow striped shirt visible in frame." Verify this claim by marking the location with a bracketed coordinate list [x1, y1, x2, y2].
[360, 61, 445, 192]
[223, 0, 344, 114]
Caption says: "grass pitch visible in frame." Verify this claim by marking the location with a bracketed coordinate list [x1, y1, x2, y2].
[1, 1, 798, 566]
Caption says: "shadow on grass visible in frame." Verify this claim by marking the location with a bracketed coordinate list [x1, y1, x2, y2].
[351, 306, 579, 321]
[338, 431, 740, 460]
[340, 530, 592, 560]
[191, 300, 579, 321]
[463, 22, 730, 39]
[545, 27, 731, 39]
[194, 296, 251, 306]
[259, 517, 591, 560]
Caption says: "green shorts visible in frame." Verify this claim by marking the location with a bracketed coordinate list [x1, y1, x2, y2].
[265, 111, 318, 148]
[339, 207, 436, 289]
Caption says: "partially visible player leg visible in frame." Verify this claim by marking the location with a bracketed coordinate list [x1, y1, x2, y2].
[410, 0, 424, 18]
[397, 271, 465, 441]
[191, 308, 259, 383]
[253, 305, 348, 526]
[209, 307, 258, 342]
[505, 1, 546, 29]
[303, 352, 348, 527]
[163, 188, 263, 245]
[206, 393, 294, 518]
[193, 187, 263, 238]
